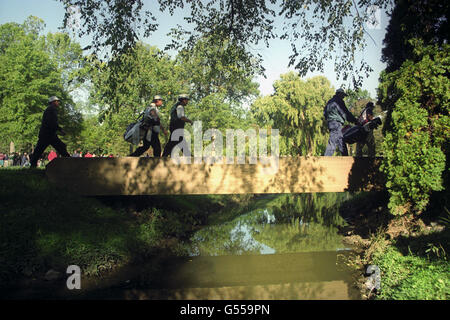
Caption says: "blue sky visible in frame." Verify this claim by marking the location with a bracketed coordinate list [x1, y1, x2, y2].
[0, 0, 391, 98]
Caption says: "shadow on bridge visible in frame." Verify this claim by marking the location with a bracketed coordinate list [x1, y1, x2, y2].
[45, 156, 384, 196]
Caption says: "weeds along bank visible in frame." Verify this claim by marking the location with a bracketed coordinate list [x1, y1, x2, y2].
[365, 230, 449, 300]
[0, 167, 253, 287]
[341, 191, 450, 300]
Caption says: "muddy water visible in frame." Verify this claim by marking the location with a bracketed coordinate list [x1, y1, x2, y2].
[77, 251, 359, 300]
[82, 193, 359, 300]
[5, 193, 361, 300]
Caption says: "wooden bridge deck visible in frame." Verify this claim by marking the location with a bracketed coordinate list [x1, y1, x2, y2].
[45, 156, 385, 196]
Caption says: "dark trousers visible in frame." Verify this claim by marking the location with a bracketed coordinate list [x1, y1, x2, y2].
[129, 133, 161, 157]
[324, 121, 348, 156]
[30, 135, 70, 167]
[162, 128, 185, 157]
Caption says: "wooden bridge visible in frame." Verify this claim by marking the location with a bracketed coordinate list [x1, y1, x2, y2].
[45, 156, 384, 196]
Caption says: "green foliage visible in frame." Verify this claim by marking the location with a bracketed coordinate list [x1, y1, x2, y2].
[187, 92, 252, 132]
[61, 0, 157, 59]
[89, 42, 185, 114]
[60, 0, 393, 97]
[345, 88, 372, 114]
[371, 243, 449, 300]
[176, 36, 260, 105]
[0, 17, 83, 153]
[381, 0, 449, 73]
[251, 72, 334, 155]
[0, 168, 236, 282]
[378, 40, 449, 215]
[42, 31, 88, 93]
[85, 37, 259, 154]
[0, 168, 134, 280]
[85, 42, 185, 154]
[439, 208, 450, 228]
[344, 88, 385, 156]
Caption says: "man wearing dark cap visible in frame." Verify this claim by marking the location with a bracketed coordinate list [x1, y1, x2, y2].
[30, 96, 70, 168]
[323, 88, 358, 156]
[162, 94, 193, 157]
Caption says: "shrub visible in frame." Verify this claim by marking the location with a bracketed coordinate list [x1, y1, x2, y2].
[378, 40, 449, 215]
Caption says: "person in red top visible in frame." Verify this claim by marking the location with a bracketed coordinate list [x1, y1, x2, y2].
[48, 150, 57, 162]
[84, 151, 93, 158]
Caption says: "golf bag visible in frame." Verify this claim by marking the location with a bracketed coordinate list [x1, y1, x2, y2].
[123, 121, 145, 145]
[342, 116, 383, 145]
[123, 112, 147, 146]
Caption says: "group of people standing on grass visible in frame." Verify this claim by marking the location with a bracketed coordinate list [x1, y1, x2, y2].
[27, 89, 376, 167]
[0, 152, 31, 167]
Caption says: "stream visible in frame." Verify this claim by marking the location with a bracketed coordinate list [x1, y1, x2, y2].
[4, 193, 362, 300]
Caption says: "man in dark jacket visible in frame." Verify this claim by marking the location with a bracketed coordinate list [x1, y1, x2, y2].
[162, 94, 193, 157]
[323, 88, 358, 156]
[30, 96, 70, 168]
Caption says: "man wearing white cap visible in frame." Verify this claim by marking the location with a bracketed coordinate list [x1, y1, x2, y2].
[129, 95, 168, 157]
[162, 94, 193, 157]
[323, 88, 358, 156]
[30, 96, 70, 167]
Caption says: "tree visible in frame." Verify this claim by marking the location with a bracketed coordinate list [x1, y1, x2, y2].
[378, 40, 449, 215]
[176, 35, 260, 153]
[377, 0, 449, 216]
[251, 73, 334, 156]
[176, 36, 260, 105]
[381, 0, 449, 73]
[84, 36, 262, 155]
[59, 0, 394, 112]
[0, 17, 82, 153]
[85, 42, 186, 154]
[42, 31, 88, 93]
[89, 42, 185, 114]
[345, 88, 372, 114]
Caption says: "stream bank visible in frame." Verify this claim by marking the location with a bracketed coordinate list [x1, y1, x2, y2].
[2, 168, 447, 300]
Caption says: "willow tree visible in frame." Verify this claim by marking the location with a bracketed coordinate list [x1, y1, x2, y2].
[251, 73, 334, 156]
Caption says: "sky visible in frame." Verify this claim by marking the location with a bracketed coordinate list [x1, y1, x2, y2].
[0, 0, 391, 99]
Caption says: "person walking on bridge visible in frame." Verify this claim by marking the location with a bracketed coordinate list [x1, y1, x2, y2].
[356, 101, 376, 157]
[323, 88, 357, 156]
[30, 96, 70, 168]
[162, 94, 193, 157]
[129, 95, 168, 157]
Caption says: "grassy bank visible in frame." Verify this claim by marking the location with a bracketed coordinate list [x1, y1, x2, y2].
[0, 167, 252, 286]
[367, 231, 449, 300]
[340, 191, 450, 300]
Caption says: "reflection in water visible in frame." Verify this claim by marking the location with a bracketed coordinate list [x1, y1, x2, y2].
[8, 193, 361, 300]
[119, 281, 352, 300]
[189, 193, 351, 256]
[165, 193, 361, 300]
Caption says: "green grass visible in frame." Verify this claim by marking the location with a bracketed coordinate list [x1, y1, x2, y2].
[368, 230, 450, 300]
[0, 167, 244, 285]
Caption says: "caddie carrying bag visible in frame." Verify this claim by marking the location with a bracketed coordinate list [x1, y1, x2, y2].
[124, 112, 146, 146]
